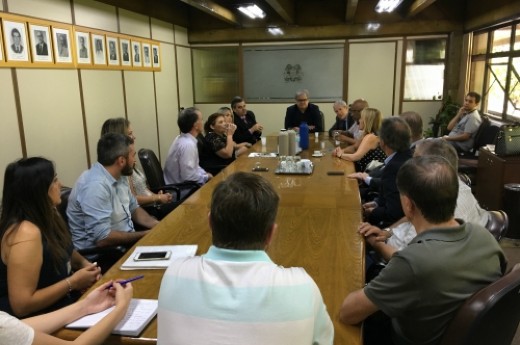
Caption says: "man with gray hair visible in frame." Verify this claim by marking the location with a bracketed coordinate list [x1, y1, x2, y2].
[67, 133, 159, 262]
[285, 89, 323, 133]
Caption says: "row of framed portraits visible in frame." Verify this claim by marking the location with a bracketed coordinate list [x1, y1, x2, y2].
[0, 13, 161, 70]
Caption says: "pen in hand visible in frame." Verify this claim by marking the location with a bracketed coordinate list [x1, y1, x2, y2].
[105, 275, 144, 290]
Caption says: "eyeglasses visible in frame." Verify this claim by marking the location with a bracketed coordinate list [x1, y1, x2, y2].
[296, 98, 308, 102]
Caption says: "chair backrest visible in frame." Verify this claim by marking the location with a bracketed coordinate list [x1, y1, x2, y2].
[471, 116, 499, 154]
[485, 210, 509, 242]
[58, 186, 72, 225]
[319, 111, 325, 132]
[439, 268, 520, 345]
[138, 148, 166, 190]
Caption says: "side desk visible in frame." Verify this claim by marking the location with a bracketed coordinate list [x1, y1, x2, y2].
[55, 134, 364, 345]
[476, 148, 520, 210]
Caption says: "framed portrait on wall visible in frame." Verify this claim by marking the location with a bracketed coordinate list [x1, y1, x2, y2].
[92, 33, 106, 65]
[131, 40, 142, 67]
[29, 24, 53, 63]
[142, 42, 152, 68]
[52, 26, 73, 64]
[2, 19, 30, 63]
[0, 25, 4, 64]
[106, 36, 119, 66]
[120, 37, 131, 67]
[152, 44, 161, 69]
[74, 30, 91, 65]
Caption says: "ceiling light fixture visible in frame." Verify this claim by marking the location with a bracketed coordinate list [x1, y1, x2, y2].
[238, 4, 266, 19]
[366, 23, 381, 31]
[375, 0, 404, 13]
[267, 27, 284, 36]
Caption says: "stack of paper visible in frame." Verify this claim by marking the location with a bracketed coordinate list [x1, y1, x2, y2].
[66, 299, 158, 337]
[120, 245, 197, 270]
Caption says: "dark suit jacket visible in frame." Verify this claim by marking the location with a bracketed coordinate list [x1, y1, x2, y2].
[233, 110, 261, 144]
[368, 149, 412, 228]
[36, 42, 48, 55]
[328, 116, 348, 137]
[285, 103, 323, 133]
[11, 44, 23, 54]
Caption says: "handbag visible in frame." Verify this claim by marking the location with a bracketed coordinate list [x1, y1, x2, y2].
[495, 123, 520, 156]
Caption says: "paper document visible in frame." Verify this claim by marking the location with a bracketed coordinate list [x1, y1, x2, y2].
[66, 299, 158, 337]
[121, 245, 197, 270]
[248, 152, 277, 158]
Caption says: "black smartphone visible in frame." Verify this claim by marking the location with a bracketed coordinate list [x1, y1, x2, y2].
[327, 171, 345, 176]
[134, 251, 171, 261]
[252, 167, 269, 172]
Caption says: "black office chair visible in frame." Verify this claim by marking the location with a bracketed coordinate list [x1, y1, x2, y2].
[439, 267, 520, 345]
[59, 186, 127, 273]
[319, 111, 325, 132]
[138, 148, 200, 202]
[485, 210, 509, 242]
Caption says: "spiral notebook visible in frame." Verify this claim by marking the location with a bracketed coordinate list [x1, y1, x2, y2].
[66, 298, 158, 337]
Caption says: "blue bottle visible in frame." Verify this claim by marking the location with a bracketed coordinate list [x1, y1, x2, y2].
[299, 122, 309, 150]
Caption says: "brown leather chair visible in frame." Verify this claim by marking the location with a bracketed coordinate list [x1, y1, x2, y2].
[485, 210, 509, 242]
[439, 267, 520, 345]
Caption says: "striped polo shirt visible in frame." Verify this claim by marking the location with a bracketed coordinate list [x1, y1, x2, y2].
[158, 246, 333, 345]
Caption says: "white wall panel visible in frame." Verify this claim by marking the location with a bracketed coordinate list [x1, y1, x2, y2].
[174, 26, 189, 46]
[8, 0, 72, 23]
[151, 18, 174, 43]
[176, 46, 193, 109]
[73, 0, 117, 32]
[119, 9, 150, 38]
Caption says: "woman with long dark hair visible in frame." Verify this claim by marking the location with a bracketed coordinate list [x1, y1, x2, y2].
[0, 157, 100, 317]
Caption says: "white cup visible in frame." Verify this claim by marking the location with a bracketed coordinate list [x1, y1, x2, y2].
[314, 150, 321, 155]
[320, 142, 326, 150]
[261, 137, 267, 146]
[314, 132, 319, 138]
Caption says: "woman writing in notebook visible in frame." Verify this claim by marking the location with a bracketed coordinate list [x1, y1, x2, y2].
[0, 280, 133, 345]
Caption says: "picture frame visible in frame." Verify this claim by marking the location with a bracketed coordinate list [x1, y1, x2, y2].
[131, 40, 142, 68]
[0, 25, 4, 64]
[29, 23, 53, 63]
[152, 44, 161, 69]
[2, 19, 30, 63]
[52, 26, 73, 65]
[142, 42, 152, 68]
[120, 37, 131, 67]
[106, 36, 120, 66]
[92, 33, 106, 66]
[74, 29, 91, 65]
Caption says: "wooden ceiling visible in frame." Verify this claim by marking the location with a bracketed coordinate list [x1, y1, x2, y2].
[93, 0, 518, 43]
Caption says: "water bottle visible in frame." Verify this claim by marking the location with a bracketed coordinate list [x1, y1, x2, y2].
[299, 122, 309, 150]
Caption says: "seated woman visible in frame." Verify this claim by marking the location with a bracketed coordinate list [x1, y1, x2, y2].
[101, 118, 175, 220]
[0, 158, 101, 317]
[200, 112, 251, 175]
[0, 280, 132, 345]
[332, 108, 386, 172]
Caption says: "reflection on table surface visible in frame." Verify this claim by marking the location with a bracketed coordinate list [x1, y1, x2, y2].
[56, 133, 364, 345]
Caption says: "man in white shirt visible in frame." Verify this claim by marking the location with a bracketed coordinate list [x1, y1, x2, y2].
[443, 91, 482, 153]
[164, 107, 212, 185]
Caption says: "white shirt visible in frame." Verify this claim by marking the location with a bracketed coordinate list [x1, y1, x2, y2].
[164, 133, 208, 185]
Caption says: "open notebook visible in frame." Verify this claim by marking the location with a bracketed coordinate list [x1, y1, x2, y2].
[120, 245, 198, 270]
[66, 299, 158, 337]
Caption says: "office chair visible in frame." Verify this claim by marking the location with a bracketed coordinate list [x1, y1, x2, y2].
[138, 148, 200, 202]
[485, 210, 509, 242]
[319, 111, 325, 132]
[439, 267, 520, 345]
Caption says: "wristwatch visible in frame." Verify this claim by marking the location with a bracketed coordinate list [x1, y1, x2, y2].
[383, 227, 393, 239]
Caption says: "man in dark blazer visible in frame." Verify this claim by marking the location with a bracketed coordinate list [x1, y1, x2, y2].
[362, 117, 412, 228]
[231, 96, 263, 144]
[285, 89, 323, 133]
[35, 31, 48, 56]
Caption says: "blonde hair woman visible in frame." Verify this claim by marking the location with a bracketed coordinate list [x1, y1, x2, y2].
[333, 108, 386, 172]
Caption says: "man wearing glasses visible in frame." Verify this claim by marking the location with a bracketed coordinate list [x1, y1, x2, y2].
[67, 133, 159, 266]
[285, 89, 323, 133]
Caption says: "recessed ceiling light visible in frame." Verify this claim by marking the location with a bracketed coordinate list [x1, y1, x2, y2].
[375, 0, 404, 13]
[366, 23, 381, 31]
[238, 4, 266, 19]
[267, 27, 284, 36]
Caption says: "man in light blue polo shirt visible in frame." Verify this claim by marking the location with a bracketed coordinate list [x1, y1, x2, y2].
[158, 172, 333, 345]
[67, 133, 159, 261]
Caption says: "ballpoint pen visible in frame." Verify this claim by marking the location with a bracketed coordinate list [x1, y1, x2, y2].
[105, 275, 144, 289]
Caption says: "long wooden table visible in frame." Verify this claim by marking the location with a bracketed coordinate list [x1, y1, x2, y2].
[56, 133, 365, 345]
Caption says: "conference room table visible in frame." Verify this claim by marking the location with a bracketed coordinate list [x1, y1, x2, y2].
[56, 133, 365, 345]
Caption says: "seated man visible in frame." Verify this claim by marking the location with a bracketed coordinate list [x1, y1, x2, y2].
[442, 91, 482, 153]
[285, 89, 323, 133]
[340, 156, 505, 345]
[359, 139, 490, 262]
[328, 100, 366, 146]
[231, 96, 263, 144]
[164, 107, 212, 185]
[362, 117, 413, 228]
[158, 172, 333, 345]
[67, 133, 159, 261]
[400, 111, 424, 151]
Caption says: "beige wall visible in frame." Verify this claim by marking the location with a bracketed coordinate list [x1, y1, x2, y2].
[0, 0, 190, 197]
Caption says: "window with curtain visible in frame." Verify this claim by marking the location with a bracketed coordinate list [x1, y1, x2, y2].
[469, 20, 520, 121]
[403, 38, 447, 101]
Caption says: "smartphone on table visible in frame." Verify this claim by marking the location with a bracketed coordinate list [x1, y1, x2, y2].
[134, 251, 171, 261]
